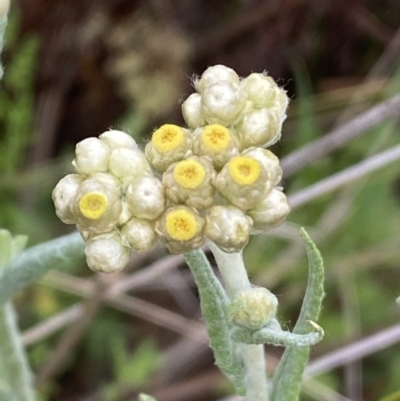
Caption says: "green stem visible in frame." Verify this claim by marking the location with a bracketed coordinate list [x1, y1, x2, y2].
[0, 303, 35, 401]
[207, 241, 250, 297]
[0, 232, 85, 306]
[232, 324, 323, 347]
[207, 241, 269, 401]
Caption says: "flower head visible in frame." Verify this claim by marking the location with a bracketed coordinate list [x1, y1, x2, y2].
[53, 66, 290, 272]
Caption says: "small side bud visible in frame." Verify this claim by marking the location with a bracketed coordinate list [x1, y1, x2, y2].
[195, 64, 240, 93]
[215, 156, 271, 210]
[156, 206, 205, 254]
[205, 206, 253, 253]
[121, 217, 158, 253]
[72, 137, 111, 175]
[126, 175, 165, 220]
[248, 188, 290, 233]
[228, 287, 278, 330]
[52, 174, 83, 224]
[182, 93, 205, 129]
[100, 130, 138, 150]
[201, 81, 247, 126]
[85, 233, 130, 273]
[145, 124, 193, 173]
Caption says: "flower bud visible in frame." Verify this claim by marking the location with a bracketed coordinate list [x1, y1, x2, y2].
[182, 93, 205, 129]
[52, 174, 83, 224]
[85, 233, 130, 273]
[99, 129, 138, 150]
[156, 206, 205, 254]
[241, 147, 282, 186]
[193, 124, 239, 170]
[90, 172, 120, 191]
[163, 156, 216, 209]
[145, 124, 193, 173]
[72, 137, 111, 175]
[109, 148, 150, 183]
[205, 206, 253, 253]
[248, 188, 290, 233]
[272, 87, 290, 121]
[73, 179, 122, 234]
[215, 156, 271, 210]
[237, 108, 282, 149]
[195, 64, 240, 93]
[126, 175, 165, 220]
[118, 200, 134, 226]
[240, 73, 279, 108]
[201, 81, 247, 126]
[228, 287, 278, 330]
[121, 217, 158, 253]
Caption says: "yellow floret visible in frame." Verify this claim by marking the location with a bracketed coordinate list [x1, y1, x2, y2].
[173, 160, 206, 189]
[79, 193, 108, 219]
[165, 209, 198, 241]
[152, 124, 184, 152]
[228, 156, 261, 185]
[201, 124, 231, 151]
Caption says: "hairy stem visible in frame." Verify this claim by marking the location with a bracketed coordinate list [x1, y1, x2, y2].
[207, 241, 269, 401]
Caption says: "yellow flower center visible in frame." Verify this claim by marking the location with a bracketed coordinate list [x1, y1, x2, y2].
[165, 209, 198, 241]
[173, 160, 206, 189]
[228, 156, 261, 185]
[152, 124, 184, 152]
[201, 124, 231, 151]
[79, 192, 108, 219]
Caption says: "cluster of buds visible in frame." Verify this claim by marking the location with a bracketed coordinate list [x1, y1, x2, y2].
[53, 65, 290, 273]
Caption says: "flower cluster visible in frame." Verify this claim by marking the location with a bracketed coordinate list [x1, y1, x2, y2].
[52, 65, 290, 273]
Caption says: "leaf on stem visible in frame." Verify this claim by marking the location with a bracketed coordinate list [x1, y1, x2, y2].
[0, 232, 85, 306]
[184, 250, 247, 395]
[270, 228, 325, 401]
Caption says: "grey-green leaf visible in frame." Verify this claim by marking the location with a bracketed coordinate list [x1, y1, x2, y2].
[0, 232, 85, 306]
[184, 250, 246, 395]
[270, 228, 325, 401]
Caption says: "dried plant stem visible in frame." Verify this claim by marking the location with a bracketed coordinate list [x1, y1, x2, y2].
[22, 303, 84, 346]
[288, 144, 400, 209]
[281, 93, 400, 177]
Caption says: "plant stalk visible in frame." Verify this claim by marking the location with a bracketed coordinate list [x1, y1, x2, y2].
[207, 241, 269, 401]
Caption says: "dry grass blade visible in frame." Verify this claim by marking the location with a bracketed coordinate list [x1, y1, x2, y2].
[22, 303, 84, 346]
[288, 144, 400, 209]
[281, 93, 400, 177]
[306, 323, 400, 376]
[42, 270, 205, 341]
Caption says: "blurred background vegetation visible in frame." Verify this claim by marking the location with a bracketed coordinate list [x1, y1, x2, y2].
[1, 0, 400, 400]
